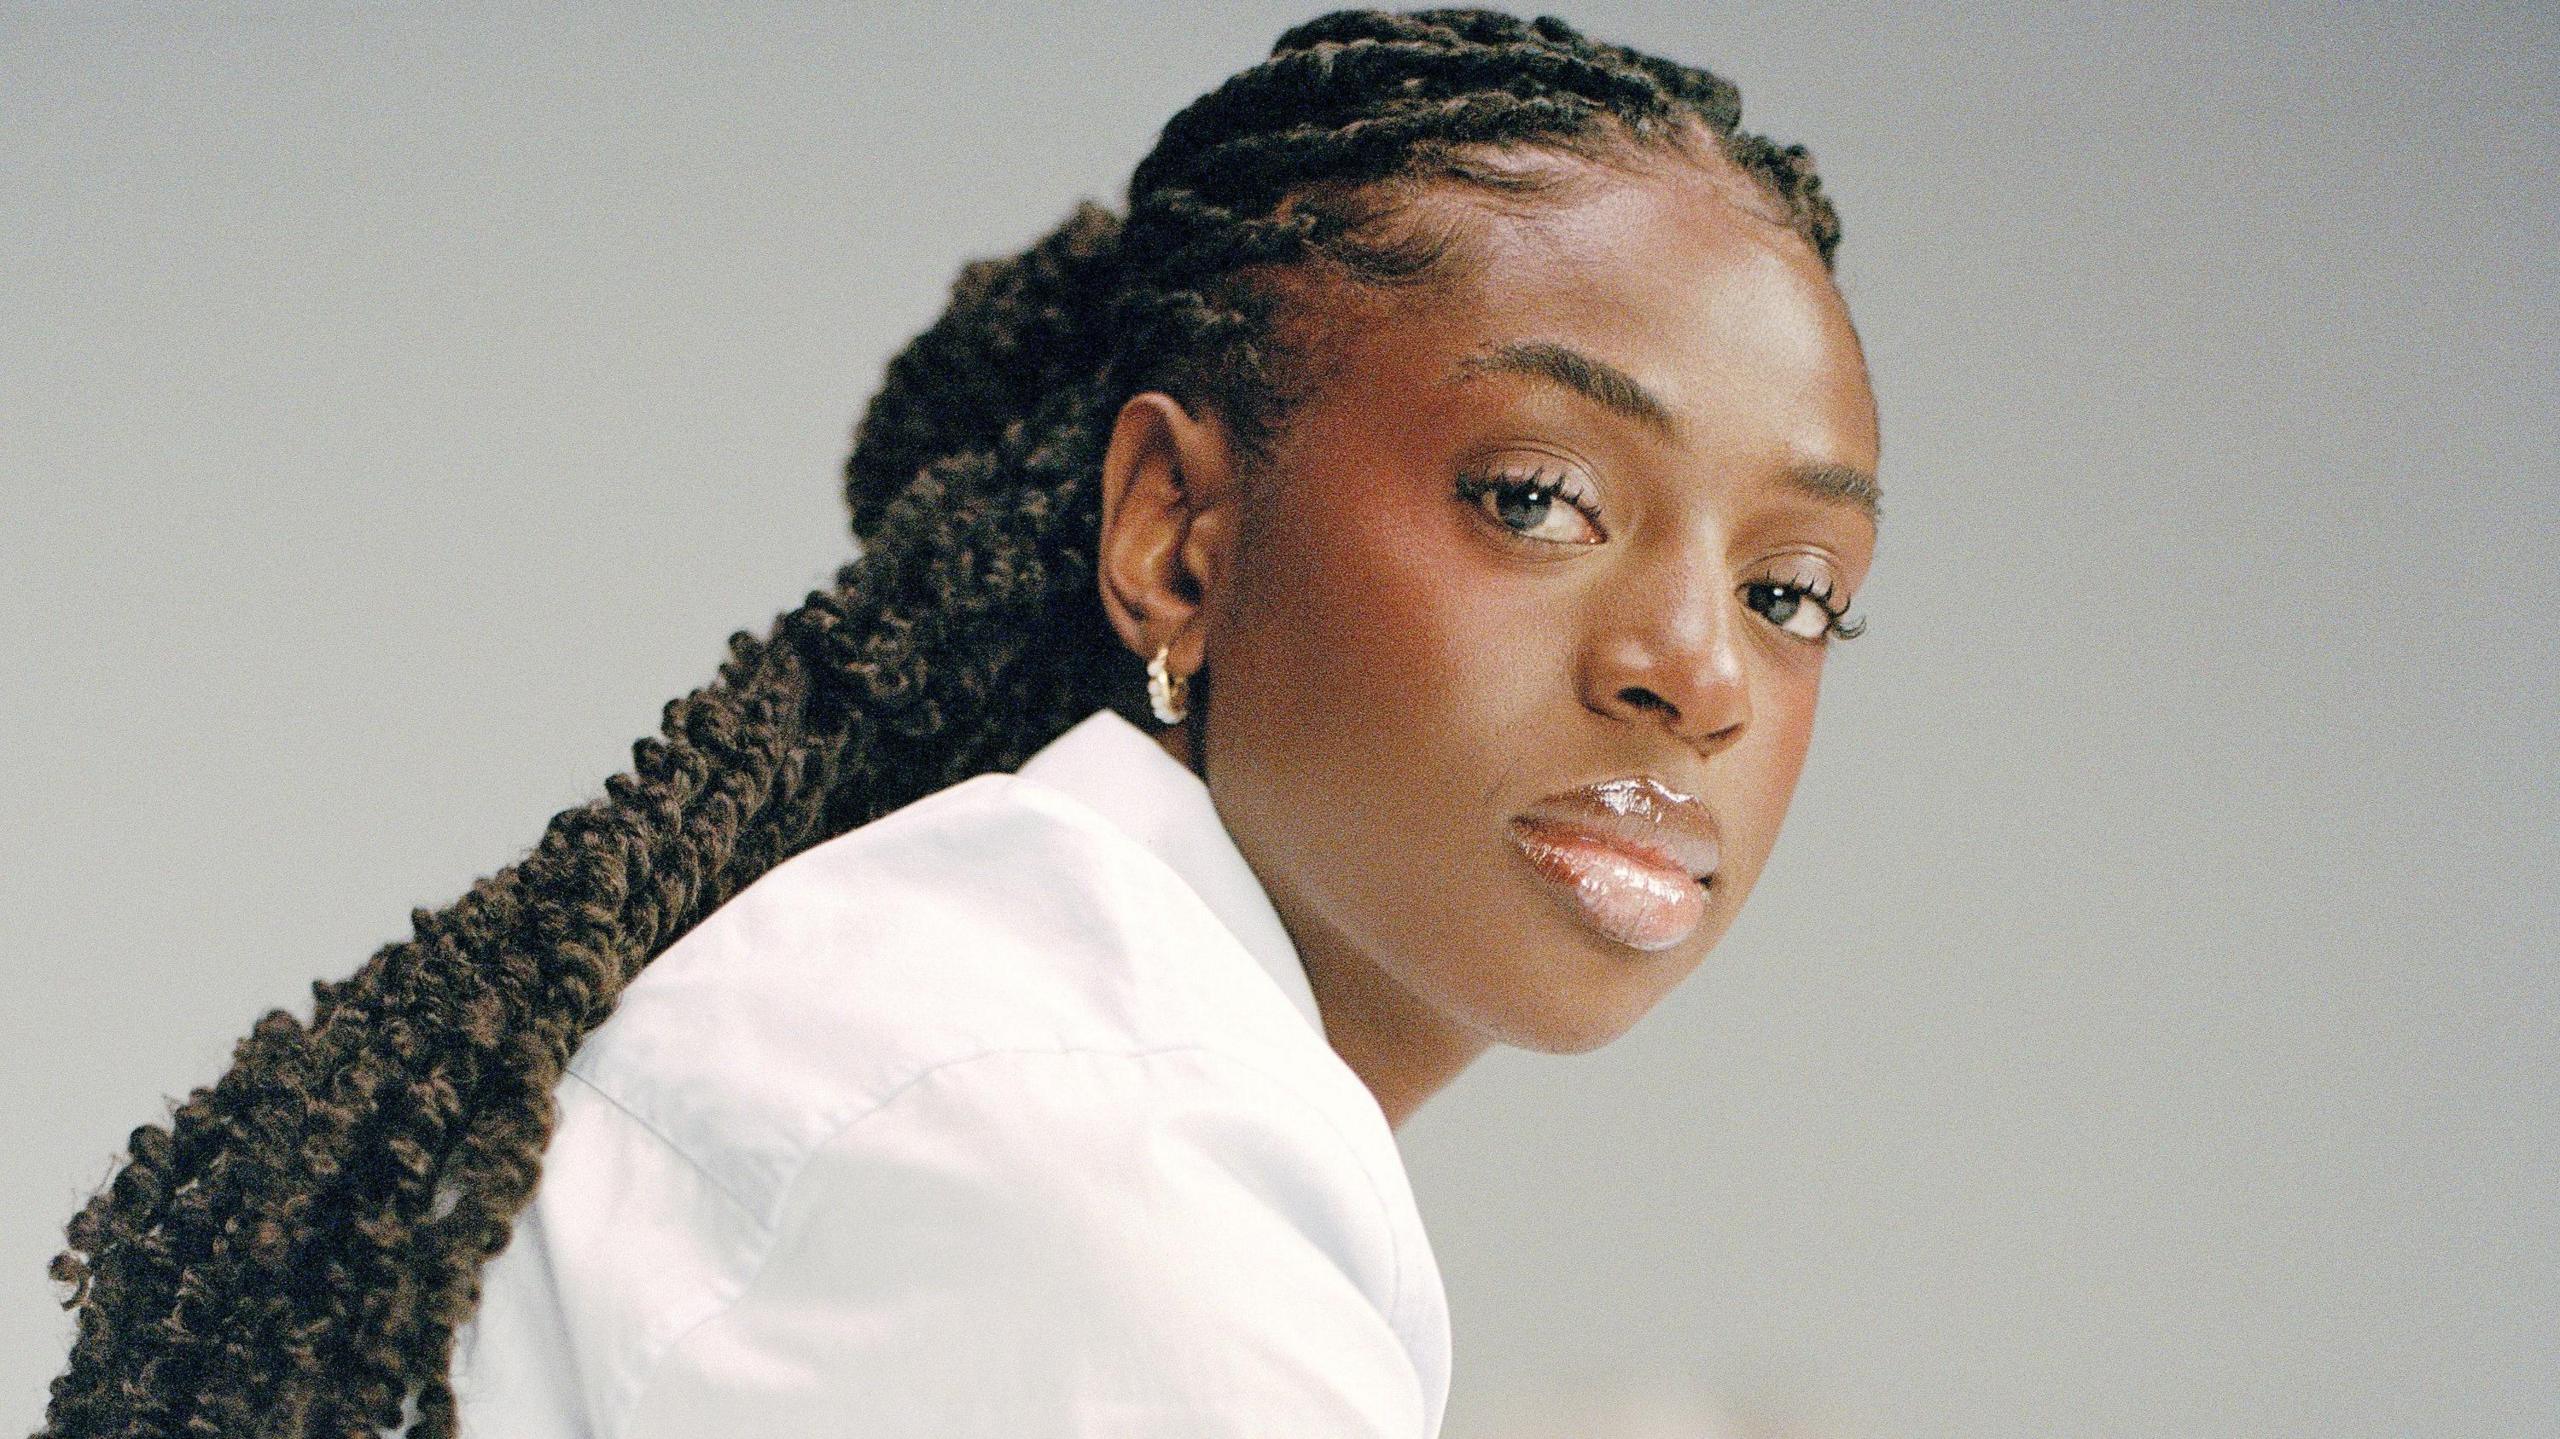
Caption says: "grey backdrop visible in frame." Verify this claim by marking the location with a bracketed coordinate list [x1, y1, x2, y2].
[5, 3, 2552, 1436]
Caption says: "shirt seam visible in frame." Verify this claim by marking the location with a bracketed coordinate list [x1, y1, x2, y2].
[606, 1039, 1409, 1439]
[558, 1067, 771, 1235]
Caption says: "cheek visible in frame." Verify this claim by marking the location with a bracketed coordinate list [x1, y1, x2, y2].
[1203, 490, 1572, 943]
[1223, 494, 1549, 762]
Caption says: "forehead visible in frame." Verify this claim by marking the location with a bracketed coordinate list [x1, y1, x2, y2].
[1280, 154, 1879, 471]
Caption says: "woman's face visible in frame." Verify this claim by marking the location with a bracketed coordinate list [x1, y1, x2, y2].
[1172, 150, 1878, 1091]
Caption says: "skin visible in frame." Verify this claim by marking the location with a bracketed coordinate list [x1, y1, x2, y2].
[1096, 143, 1881, 1130]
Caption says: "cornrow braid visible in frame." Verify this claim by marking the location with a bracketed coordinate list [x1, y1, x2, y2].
[37, 10, 1845, 1435]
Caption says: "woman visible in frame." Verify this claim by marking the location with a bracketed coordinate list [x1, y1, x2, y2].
[39, 8, 1877, 1437]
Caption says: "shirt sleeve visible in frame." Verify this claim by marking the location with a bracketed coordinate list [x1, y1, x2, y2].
[619, 1045, 1429, 1438]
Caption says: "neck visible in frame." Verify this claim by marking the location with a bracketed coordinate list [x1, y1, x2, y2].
[1294, 921, 1493, 1129]
[1150, 717, 1490, 1131]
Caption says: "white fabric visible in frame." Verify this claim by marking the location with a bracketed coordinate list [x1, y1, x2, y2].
[448, 708, 1450, 1437]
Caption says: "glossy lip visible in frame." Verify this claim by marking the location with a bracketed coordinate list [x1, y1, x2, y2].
[1508, 776, 1722, 884]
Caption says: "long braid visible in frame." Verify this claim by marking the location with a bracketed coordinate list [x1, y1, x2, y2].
[37, 11, 1844, 1435]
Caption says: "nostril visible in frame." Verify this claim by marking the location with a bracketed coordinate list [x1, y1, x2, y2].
[1619, 686, 1678, 719]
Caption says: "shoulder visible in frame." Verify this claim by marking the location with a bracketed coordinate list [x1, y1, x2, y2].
[756, 1043, 1405, 1328]
[456, 771, 1449, 1436]
[562, 769, 1336, 1225]
[621, 1042, 1429, 1436]
[460, 1039, 1430, 1439]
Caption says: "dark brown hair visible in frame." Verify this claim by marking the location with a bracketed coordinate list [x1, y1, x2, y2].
[39, 10, 1840, 1435]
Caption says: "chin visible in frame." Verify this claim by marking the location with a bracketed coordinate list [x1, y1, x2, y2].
[1466, 960, 1675, 1055]
[1492, 1003, 1651, 1056]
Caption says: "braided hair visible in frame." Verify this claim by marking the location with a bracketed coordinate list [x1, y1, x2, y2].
[38, 11, 1841, 1436]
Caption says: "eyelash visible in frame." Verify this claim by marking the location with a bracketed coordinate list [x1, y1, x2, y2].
[1455, 466, 1868, 645]
[1745, 571, 1867, 645]
[1453, 465, 1607, 545]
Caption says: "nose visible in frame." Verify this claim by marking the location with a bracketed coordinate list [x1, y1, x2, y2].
[1579, 559, 1752, 757]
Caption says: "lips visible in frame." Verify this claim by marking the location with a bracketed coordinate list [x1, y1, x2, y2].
[1508, 778, 1721, 952]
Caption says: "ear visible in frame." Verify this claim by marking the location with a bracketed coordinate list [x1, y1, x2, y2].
[1095, 391, 1245, 684]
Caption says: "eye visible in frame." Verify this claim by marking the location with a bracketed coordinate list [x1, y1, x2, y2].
[1742, 573, 1864, 643]
[1453, 465, 1606, 546]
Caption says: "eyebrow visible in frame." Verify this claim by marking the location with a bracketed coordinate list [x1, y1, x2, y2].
[1454, 340, 1678, 436]
[1449, 339, 1884, 525]
[1785, 461, 1884, 524]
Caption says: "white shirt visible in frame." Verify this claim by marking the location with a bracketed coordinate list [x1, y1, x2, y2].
[449, 708, 1451, 1437]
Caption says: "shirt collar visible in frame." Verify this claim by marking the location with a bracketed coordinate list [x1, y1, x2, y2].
[1015, 708, 1325, 1038]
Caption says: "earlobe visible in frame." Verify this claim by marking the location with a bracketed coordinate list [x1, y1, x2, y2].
[1094, 391, 1240, 682]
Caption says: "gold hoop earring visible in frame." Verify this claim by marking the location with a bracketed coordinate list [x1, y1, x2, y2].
[1145, 644, 1190, 725]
